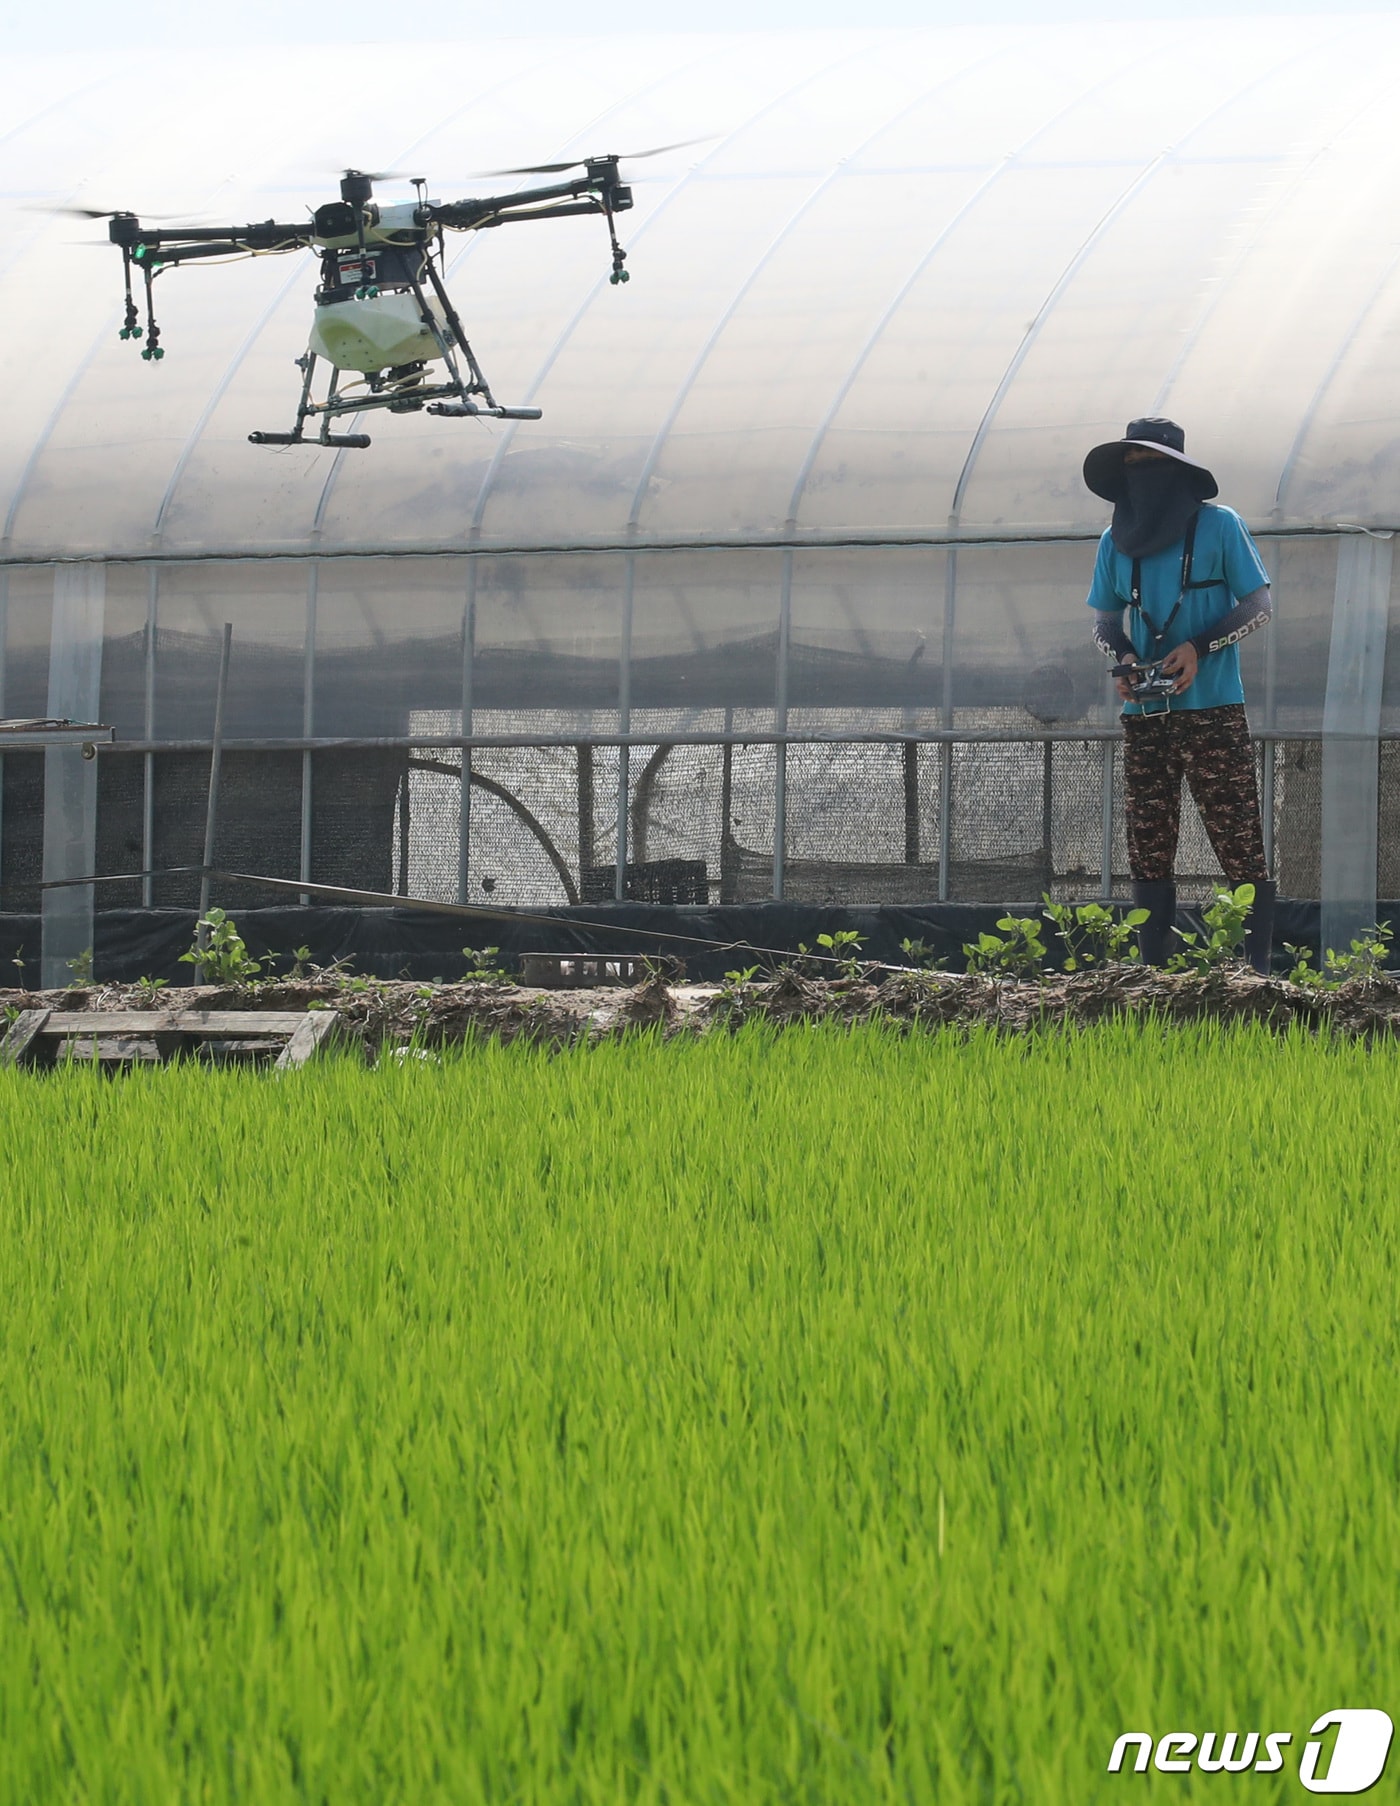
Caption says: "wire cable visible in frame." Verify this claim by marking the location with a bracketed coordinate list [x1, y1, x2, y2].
[35, 863, 915, 971]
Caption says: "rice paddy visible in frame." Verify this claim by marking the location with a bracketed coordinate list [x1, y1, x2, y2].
[1, 1021, 1397, 1803]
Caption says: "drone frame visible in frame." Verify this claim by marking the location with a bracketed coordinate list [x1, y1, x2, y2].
[106, 161, 635, 447]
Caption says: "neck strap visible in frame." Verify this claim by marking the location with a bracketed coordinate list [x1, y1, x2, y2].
[1129, 511, 1209, 651]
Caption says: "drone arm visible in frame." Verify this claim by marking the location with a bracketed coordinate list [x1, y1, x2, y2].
[134, 240, 280, 265]
[110, 217, 313, 253]
[469, 201, 609, 230]
[432, 178, 586, 228]
[432, 169, 631, 232]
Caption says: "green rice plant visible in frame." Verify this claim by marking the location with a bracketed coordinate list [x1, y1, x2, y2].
[0, 1024, 1397, 1802]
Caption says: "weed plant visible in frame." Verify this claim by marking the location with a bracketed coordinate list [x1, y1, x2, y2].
[0, 1024, 1397, 1802]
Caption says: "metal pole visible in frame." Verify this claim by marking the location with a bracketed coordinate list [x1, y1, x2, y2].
[938, 547, 956, 901]
[141, 568, 157, 907]
[938, 742, 952, 901]
[0, 569, 7, 901]
[773, 551, 792, 899]
[300, 563, 318, 905]
[719, 703, 734, 904]
[577, 744, 595, 894]
[903, 739, 920, 864]
[1042, 736, 1053, 888]
[1261, 543, 1279, 874]
[396, 767, 411, 896]
[195, 621, 233, 981]
[614, 555, 634, 902]
[92, 726, 1318, 754]
[458, 580, 476, 904]
[1100, 738, 1115, 900]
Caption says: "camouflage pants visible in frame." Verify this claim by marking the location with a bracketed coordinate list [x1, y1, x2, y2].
[1122, 703, 1270, 884]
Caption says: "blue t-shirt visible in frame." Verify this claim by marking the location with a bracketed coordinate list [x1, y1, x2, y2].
[1084, 504, 1270, 713]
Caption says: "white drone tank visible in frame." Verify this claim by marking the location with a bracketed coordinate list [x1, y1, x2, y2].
[308, 292, 450, 373]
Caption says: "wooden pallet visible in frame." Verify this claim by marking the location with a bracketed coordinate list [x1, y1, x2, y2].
[0, 1007, 343, 1069]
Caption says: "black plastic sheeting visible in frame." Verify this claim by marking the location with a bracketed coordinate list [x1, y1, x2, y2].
[0, 898, 1357, 988]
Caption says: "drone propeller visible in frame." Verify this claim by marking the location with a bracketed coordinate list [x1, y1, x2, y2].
[330, 167, 421, 183]
[476, 136, 715, 177]
[27, 204, 189, 220]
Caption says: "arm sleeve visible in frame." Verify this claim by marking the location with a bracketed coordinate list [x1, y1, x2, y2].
[1094, 611, 1135, 660]
[1189, 585, 1272, 659]
[1086, 533, 1130, 660]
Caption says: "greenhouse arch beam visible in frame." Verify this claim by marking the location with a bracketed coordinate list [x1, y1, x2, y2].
[1273, 246, 1400, 519]
[153, 254, 313, 543]
[0, 333, 112, 551]
[624, 47, 996, 535]
[946, 144, 1172, 528]
[1150, 17, 1371, 429]
[467, 39, 883, 542]
[780, 41, 1161, 533]
[0, 67, 124, 157]
[944, 20, 1319, 534]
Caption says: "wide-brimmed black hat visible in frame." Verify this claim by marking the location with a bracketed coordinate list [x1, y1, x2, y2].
[1083, 417, 1218, 503]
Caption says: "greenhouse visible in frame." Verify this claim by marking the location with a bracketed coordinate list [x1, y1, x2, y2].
[3, 17, 1400, 982]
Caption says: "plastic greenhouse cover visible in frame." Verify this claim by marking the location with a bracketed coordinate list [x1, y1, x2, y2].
[4, 19, 1400, 561]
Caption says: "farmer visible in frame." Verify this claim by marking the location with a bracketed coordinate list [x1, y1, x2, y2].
[1083, 417, 1275, 972]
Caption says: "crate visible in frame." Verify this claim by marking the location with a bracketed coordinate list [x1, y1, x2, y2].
[517, 953, 684, 989]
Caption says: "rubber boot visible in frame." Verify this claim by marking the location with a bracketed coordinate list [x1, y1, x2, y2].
[1245, 878, 1277, 977]
[1131, 879, 1177, 968]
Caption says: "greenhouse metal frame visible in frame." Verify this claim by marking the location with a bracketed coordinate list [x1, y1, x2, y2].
[4, 21, 1400, 981]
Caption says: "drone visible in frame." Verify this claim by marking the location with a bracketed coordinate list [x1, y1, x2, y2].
[93, 152, 679, 448]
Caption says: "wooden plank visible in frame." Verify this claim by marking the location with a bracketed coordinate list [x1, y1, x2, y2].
[273, 1010, 342, 1071]
[170, 1011, 309, 1034]
[0, 1009, 51, 1067]
[41, 1011, 307, 1038]
[58, 1037, 165, 1064]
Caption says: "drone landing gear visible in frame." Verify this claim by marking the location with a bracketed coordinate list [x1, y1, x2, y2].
[248, 353, 374, 448]
[249, 430, 373, 448]
[426, 402, 543, 421]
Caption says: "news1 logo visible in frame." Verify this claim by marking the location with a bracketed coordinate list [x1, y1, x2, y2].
[1108, 1710, 1393, 1792]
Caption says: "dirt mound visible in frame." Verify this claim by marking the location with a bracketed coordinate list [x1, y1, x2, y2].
[714, 965, 1400, 1038]
[5, 964, 1399, 1057]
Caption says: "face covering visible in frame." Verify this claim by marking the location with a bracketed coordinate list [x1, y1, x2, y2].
[1110, 461, 1203, 559]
